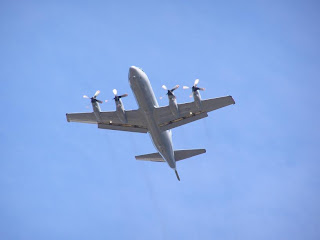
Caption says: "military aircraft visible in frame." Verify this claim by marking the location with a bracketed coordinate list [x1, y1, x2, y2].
[66, 66, 235, 181]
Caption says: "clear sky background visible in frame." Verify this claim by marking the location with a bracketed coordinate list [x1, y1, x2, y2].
[1, 0, 319, 239]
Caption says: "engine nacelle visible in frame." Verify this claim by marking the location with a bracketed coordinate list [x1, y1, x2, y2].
[115, 99, 127, 123]
[193, 90, 202, 110]
[92, 101, 102, 123]
[169, 95, 179, 117]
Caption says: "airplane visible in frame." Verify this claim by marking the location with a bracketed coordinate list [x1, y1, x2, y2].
[66, 66, 235, 181]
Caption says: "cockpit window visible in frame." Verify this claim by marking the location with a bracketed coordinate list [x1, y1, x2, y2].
[138, 67, 144, 72]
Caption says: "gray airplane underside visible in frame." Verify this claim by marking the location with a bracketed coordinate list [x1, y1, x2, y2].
[66, 66, 235, 181]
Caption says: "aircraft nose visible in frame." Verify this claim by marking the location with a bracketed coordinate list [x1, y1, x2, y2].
[129, 66, 139, 77]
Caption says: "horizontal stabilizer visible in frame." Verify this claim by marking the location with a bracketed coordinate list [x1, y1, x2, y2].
[135, 149, 206, 162]
[135, 152, 164, 162]
[174, 149, 206, 161]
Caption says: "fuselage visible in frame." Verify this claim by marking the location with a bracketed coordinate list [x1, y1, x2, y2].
[128, 66, 176, 169]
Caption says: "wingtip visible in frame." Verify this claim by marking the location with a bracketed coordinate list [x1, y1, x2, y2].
[229, 95, 236, 104]
[66, 113, 70, 122]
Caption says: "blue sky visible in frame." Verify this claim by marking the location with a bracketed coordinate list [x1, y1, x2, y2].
[1, 0, 319, 239]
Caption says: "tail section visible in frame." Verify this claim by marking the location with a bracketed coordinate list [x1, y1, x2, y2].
[135, 149, 206, 162]
[135, 149, 206, 182]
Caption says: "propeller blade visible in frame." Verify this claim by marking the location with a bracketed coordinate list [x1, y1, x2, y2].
[162, 85, 167, 90]
[113, 89, 118, 95]
[94, 90, 100, 97]
[119, 94, 128, 98]
[105, 100, 108, 103]
[189, 93, 193, 98]
[183, 86, 190, 89]
[171, 85, 180, 91]
[96, 99, 103, 104]
[83, 95, 90, 99]
[194, 79, 199, 87]
[198, 87, 205, 91]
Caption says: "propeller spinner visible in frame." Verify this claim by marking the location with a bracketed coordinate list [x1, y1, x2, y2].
[160, 85, 180, 99]
[183, 79, 205, 97]
[83, 90, 103, 103]
[113, 89, 128, 101]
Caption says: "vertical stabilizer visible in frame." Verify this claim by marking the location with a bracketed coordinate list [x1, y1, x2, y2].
[175, 170, 180, 181]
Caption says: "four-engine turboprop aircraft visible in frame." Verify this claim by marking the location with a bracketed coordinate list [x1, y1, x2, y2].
[66, 66, 235, 181]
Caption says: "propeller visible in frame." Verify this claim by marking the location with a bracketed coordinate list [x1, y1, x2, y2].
[112, 88, 128, 101]
[183, 79, 205, 97]
[83, 90, 103, 103]
[159, 84, 180, 99]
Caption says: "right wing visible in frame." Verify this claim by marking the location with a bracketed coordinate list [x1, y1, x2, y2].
[155, 96, 235, 131]
[66, 110, 148, 133]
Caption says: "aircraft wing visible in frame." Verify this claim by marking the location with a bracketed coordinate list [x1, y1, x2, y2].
[66, 110, 148, 133]
[154, 96, 235, 131]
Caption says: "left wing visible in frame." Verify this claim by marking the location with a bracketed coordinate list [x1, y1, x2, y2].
[154, 96, 235, 131]
[66, 112, 97, 124]
[66, 110, 148, 133]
